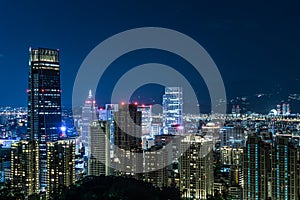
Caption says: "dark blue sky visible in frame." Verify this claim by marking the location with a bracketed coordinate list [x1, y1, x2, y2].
[0, 1, 299, 111]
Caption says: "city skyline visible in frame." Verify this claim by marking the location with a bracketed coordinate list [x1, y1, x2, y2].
[0, 1, 300, 200]
[0, 1, 299, 113]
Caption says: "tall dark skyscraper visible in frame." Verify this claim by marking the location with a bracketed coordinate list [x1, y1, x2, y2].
[27, 47, 62, 142]
[8, 47, 72, 198]
[112, 104, 143, 178]
[114, 104, 142, 150]
[27, 47, 63, 192]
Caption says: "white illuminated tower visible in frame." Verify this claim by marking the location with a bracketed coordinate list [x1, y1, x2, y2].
[162, 87, 183, 134]
[81, 90, 98, 156]
[137, 104, 152, 136]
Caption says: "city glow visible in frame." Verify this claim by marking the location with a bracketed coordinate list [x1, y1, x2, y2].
[60, 126, 66, 132]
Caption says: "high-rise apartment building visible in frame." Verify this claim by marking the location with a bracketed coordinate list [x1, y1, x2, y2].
[179, 135, 214, 199]
[144, 146, 168, 188]
[47, 139, 75, 198]
[243, 134, 271, 200]
[10, 140, 39, 196]
[271, 135, 299, 199]
[162, 87, 183, 134]
[220, 146, 243, 187]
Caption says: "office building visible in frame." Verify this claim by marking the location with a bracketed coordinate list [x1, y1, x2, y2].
[112, 103, 143, 177]
[137, 104, 152, 136]
[10, 47, 75, 198]
[88, 121, 110, 176]
[27, 47, 62, 141]
[113, 104, 142, 150]
[27, 48, 63, 192]
[162, 87, 183, 134]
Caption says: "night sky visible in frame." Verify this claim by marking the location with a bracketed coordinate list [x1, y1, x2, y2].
[0, 1, 299, 112]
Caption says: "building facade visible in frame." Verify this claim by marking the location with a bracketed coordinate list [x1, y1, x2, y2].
[27, 47, 63, 192]
[179, 135, 214, 199]
[271, 136, 299, 199]
[112, 104, 143, 177]
[47, 139, 75, 198]
[27, 47, 62, 141]
[243, 135, 271, 200]
[10, 140, 39, 196]
[137, 105, 152, 136]
[162, 87, 183, 134]
[81, 90, 98, 156]
[144, 146, 168, 188]
[88, 121, 110, 176]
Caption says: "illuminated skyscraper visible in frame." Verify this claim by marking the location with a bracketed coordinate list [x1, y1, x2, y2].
[27, 47, 62, 141]
[81, 90, 98, 156]
[12, 47, 76, 198]
[162, 87, 183, 134]
[27, 47, 62, 192]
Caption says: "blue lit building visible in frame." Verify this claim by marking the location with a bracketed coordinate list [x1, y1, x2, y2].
[271, 135, 299, 199]
[27, 47, 63, 191]
[162, 87, 183, 134]
[243, 134, 271, 199]
[27, 47, 62, 141]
